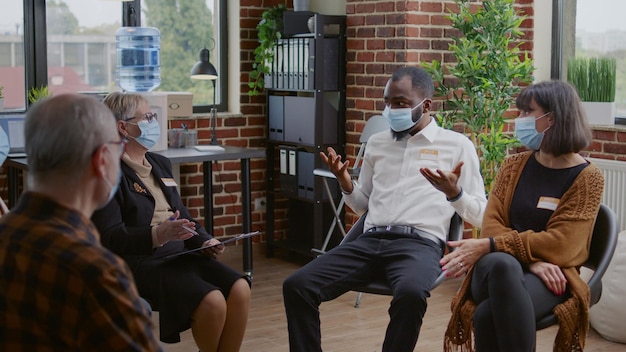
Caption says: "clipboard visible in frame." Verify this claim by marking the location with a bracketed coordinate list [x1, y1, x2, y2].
[155, 231, 261, 260]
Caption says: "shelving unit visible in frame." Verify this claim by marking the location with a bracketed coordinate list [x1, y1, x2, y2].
[265, 12, 347, 258]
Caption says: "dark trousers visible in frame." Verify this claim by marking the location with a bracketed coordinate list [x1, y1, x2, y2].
[283, 233, 443, 352]
[470, 253, 569, 352]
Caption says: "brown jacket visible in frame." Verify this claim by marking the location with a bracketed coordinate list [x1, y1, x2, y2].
[444, 151, 604, 352]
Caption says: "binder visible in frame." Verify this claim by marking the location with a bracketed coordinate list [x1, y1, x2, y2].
[297, 150, 315, 200]
[279, 145, 298, 197]
[268, 95, 284, 141]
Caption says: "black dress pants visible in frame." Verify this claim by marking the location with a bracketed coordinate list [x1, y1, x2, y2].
[283, 232, 443, 352]
[470, 253, 569, 352]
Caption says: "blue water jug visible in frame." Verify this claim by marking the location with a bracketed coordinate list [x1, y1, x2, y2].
[116, 27, 161, 92]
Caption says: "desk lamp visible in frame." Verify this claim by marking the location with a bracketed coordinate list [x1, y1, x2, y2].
[190, 46, 219, 145]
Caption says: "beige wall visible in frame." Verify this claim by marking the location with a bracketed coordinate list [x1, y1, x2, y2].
[533, 1, 552, 81]
[227, 0, 240, 114]
[310, 0, 346, 15]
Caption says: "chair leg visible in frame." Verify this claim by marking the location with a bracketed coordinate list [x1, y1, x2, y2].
[311, 177, 346, 256]
[354, 292, 363, 308]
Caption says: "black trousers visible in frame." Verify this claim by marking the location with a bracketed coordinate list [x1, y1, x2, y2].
[283, 232, 443, 352]
[470, 253, 569, 352]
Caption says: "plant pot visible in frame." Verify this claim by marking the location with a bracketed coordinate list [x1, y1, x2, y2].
[293, 0, 310, 11]
[582, 101, 615, 125]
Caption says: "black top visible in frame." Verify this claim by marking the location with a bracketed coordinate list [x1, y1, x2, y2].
[510, 153, 588, 232]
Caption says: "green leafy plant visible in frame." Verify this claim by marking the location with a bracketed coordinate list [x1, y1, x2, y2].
[248, 4, 286, 96]
[424, 0, 534, 195]
[0, 84, 4, 99]
[567, 57, 616, 102]
[28, 85, 50, 104]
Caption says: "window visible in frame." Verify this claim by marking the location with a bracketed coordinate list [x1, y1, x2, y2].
[45, 0, 119, 96]
[0, 3, 26, 111]
[1, 0, 226, 113]
[141, 0, 226, 113]
[555, 0, 626, 120]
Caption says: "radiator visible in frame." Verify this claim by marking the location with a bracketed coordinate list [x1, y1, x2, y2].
[589, 157, 626, 231]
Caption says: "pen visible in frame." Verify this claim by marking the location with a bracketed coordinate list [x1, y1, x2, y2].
[181, 224, 200, 236]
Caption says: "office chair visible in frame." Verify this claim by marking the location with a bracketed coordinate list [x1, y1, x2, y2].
[536, 203, 618, 330]
[311, 115, 390, 255]
[341, 211, 464, 308]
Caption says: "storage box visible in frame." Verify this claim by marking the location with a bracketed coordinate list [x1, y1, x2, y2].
[143, 91, 193, 119]
[165, 92, 193, 118]
[140, 93, 168, 152]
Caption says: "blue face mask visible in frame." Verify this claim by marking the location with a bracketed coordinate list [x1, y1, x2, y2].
[129, 119, 161, 150]
[98, 169, 121, 209]
[382, 99, 426, 132]
[514, 112, 550, 150]
[0, 127, 9, 165]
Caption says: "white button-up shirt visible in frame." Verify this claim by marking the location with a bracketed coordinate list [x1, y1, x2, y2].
[345, 118, 487, 242]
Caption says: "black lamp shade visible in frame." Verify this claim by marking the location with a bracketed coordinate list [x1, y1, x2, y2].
[190, 48, 218, 80]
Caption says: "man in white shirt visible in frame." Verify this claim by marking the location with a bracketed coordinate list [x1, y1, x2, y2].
[283, 66, 487, 352]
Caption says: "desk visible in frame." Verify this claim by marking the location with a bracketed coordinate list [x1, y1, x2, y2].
[6, 146, 265, 278]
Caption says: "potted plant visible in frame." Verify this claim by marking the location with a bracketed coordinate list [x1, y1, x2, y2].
[567, 57, 616, 125]
[424, 0, 534, 196]
[248, 4, 286, 96]
[28, 85, 50, 105]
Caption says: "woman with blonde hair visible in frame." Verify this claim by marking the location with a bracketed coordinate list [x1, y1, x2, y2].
[92, 91, 250, 352]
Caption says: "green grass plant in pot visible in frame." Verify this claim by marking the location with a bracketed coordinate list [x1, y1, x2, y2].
[567, 57, 616, 125]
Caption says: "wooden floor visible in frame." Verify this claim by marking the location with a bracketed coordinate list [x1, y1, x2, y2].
[155, 244, 625, 352]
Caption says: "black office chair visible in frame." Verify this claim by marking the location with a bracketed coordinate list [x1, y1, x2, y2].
[341, 211, 464, 308]
[535, 203, 619, 330]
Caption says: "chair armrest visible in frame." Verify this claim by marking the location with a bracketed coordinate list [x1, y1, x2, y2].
[313, 168, 336, 179]
[447, 213, 463, 252]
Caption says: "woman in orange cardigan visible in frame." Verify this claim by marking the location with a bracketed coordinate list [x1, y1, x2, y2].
[441, 80, 604, 352]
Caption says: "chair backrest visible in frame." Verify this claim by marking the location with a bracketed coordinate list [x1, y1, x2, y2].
[586, 203, 619, 305]
[536, 203, 619, 330]
[359, 115, 390, 144]
[352, 115, 390, 173]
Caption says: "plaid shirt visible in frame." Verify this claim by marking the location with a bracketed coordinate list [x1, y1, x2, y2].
[0, 192, 162, 351]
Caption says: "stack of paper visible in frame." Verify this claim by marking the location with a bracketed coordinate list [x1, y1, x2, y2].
[194, 145, 225, 152]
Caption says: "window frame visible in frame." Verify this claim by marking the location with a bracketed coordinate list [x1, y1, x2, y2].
[17, 0, 227, 113]
[551, 0, 626, 124]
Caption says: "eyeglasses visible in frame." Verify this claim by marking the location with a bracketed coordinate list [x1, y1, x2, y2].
[123, 112, 157, 123]
[105, 138, 129, 158]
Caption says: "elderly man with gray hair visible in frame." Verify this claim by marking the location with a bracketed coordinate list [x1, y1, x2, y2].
[0, 94, 162, 351]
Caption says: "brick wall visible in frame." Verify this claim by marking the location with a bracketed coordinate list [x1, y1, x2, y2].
[344, 0, 534, 161]
[585, 127, 626, 161]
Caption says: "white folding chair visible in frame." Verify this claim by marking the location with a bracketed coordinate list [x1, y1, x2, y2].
[311, 115, 389, 255]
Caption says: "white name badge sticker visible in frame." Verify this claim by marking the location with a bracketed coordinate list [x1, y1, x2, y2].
[420, 149, 439, 161]
[161, 178, 178, 187]
[537, 196, 559, 211]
